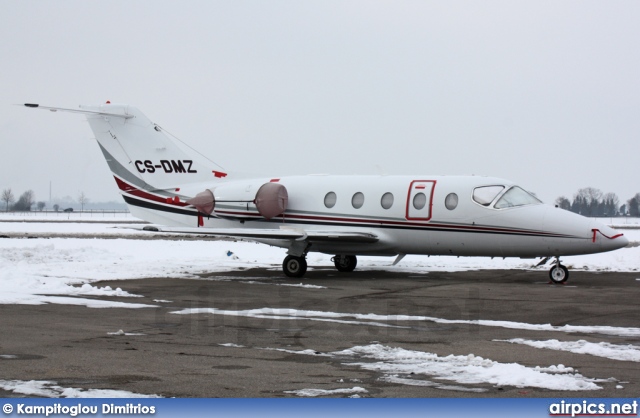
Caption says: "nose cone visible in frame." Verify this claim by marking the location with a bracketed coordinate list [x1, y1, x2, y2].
[592, 222, 629, 251]
[618, 234, 630, 248]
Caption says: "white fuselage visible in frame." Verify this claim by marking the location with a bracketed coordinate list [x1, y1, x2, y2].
[125, 174, 627, 258]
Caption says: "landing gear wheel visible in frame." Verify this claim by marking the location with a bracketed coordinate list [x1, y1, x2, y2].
[283, 255, 307, 278]
[333, 255, 357, 272]
[549, 264, 569, 284]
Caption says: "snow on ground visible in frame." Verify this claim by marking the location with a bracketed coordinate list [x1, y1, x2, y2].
[1, 220, 638, 394]
[594, 217, 640, 227]
[0, 220, 638, 308]
[0, 221, 150, 236]
[174, 308, 409, 329]
[107, 330, 146, 336]
[379, 375, 488, 392]
[284, 387, 368, 397]
[0, 212, 136, 222]
[0, 236, 286, 308]
[221, 343, 608, 392]
[498, 339, 640, 362]
[336, 344, 605, 391]
[173, 307, 640, 337]
[0, 380, 161, 398]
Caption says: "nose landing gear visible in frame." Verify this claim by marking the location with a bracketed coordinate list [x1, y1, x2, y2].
[549, 256, 569, 284]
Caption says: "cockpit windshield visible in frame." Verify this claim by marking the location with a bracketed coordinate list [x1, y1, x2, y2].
[494, 186, 542, 209]
[473, 185, 542, 209]
[472, 186, 504, 206]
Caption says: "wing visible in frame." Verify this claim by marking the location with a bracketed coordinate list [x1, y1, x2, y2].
[135, 225, 379, 243]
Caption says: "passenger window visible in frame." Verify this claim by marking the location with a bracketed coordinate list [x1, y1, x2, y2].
[494, 186, 542, 209]
[445, 193, 458, 210]
[352, 192, 364, 209]
[324, 192, 337, 208]
[381, 192, 394, 209]
[473, 186, 504, 207]
[413, 193, 426, 210]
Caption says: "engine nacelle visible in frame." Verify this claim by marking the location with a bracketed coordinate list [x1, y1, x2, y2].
[186, 189, 215, 215]
[254, 182, 288, 219]
[187, 181, 288, 220]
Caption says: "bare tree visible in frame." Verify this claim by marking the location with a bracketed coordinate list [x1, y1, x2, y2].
[620, 203, 627, 216]
[78, 192, 89, 212]
[602, 192, 620, 216]
[2, 188, 14, 212]
[13, 190, 35, 211]
[555, 196, 571, 210]
[628, 193, 640, 217]
[572, 187, 603, 216]
[37, 201, 46, 211]
[53, 204, 60, 212]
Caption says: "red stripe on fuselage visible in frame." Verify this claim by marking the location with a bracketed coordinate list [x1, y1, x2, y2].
[113, 176, 189, 207]
[213, 209, 568, 238]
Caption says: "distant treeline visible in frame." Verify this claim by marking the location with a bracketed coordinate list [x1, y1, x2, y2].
[555, 188, 640, 217]
[2, 188, 127, 212]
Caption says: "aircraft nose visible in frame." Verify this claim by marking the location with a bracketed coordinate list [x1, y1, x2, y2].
[591, 223, 629, 250]
[614, 233, 630, 249]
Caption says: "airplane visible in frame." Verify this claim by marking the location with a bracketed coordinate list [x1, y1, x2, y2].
[24, 102, 629, 283]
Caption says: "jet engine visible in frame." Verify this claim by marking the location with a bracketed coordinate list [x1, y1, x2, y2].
[187, 181, 288, 220]
[186, 189, 215, 215]
[254, 182, 288, 219]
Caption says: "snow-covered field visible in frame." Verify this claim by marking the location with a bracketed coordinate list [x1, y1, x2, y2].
[0, 212, 137, 222]
[1, 219, 639, 397]
[1, 220, 637, 309]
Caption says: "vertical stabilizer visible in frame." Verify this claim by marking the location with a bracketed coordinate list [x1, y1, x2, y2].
[79, 103, 226, 194]
[25, 102, 230, 226]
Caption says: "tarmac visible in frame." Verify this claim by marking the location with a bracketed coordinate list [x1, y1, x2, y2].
[1, 267, 639, 398]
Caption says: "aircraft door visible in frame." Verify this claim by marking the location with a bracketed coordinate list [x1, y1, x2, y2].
[406, 180, 436, 221]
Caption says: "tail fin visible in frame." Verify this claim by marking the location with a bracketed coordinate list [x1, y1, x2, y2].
[80, 103, 227, 193]
[25, 102, 229, 225]
[25, 102, 228, 194]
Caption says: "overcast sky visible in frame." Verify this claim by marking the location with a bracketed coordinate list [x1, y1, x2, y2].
[1, 1, 638, 205]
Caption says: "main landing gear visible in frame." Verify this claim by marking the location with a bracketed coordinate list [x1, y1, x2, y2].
[548, 256, 569, 284]
[282, 254, 359, 278]
[283, 255, 307, 278]
[333, 255, 357, 272]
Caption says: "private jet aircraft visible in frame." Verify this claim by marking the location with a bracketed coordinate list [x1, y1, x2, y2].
[25, 102, 628, 283]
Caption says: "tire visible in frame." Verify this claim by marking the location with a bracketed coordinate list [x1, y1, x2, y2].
[549, 264, 569, 284]
[334, 255, 357, 272]
[283, 255, 307, 278]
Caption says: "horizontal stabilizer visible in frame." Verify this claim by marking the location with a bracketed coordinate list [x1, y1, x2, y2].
[23, 103, 134, 119]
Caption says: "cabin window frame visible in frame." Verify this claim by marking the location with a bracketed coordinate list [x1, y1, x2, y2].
[380, 192, 394, 209]
[445, 193, 458, 210]
[324, 191, 337, 209]
[351, 192, 365, 209]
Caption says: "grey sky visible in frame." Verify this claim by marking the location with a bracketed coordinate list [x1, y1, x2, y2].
[1, 1, 638, 205]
